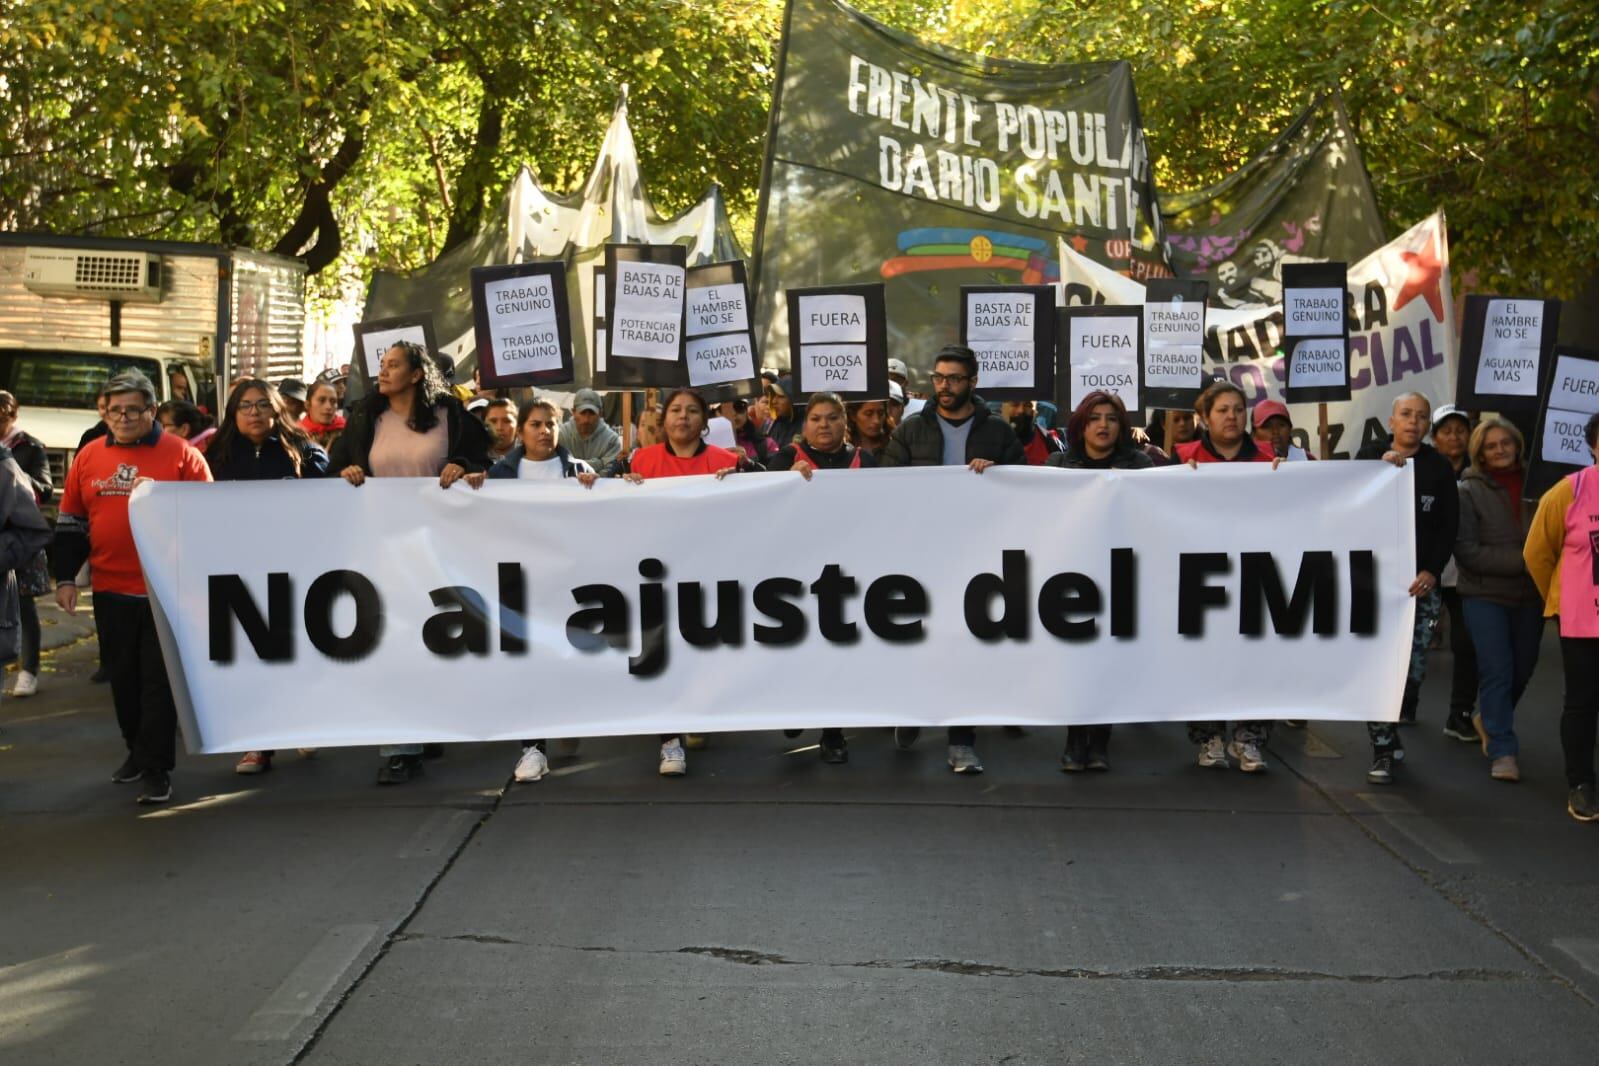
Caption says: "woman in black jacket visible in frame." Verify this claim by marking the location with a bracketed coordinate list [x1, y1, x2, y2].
[208, 379, 328, 776]
[207, 380, 329, 484]
[1045, 390, 1153, 772]
[329, 342, 489, 784]
[770, 391, 877, 764]
[329, 342, 490, 491]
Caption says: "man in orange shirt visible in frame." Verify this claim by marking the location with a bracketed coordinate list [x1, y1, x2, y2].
[53, 371, 214, 805]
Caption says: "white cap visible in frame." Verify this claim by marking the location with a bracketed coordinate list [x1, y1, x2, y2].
[887, 358, 909, 379]
[888, 380, 906, 403]
[1430, 403, 1469, 429]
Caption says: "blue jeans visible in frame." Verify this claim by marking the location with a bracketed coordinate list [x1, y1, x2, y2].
[1461, 597, 1544, 759]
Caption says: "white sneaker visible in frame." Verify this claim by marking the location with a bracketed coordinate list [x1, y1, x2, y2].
[514, 746, 549, 783]
[9, 670, 36, 698]
[1228, 740, 1267, 773]
[659, 739, 687, 776]
[1197, 737, 1229, 768]
[947, 745, 984, 774]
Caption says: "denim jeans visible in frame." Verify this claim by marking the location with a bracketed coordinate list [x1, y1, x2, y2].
[1461, 597, 1544, 759]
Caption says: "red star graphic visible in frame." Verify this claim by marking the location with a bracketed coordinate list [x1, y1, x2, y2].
[1393, 233, 1444, 320]
[1069, 234, 1090, 254]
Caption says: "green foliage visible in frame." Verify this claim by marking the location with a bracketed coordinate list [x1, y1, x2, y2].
[2, 0, 1595, 300]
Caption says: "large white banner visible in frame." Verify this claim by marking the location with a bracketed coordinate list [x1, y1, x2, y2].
[130, 465, 1415, 753]
[1060, 212, 1456, 458]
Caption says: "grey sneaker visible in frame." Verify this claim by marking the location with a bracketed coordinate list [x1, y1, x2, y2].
[1228, 740, 1267, 773]
[894, 727, 921, 750]
[658, 739, 687, 776]
[947, 745, 984, 774]
[1197, 737, 1228, 769]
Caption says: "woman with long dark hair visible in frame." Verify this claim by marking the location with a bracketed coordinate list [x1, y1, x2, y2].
[769, 391, 877, 764]
[209, 380, 329, 776]
[1177, 380, 1283, 773]
[1044, 390, 1153, 773]
[330, 341, 490, 784]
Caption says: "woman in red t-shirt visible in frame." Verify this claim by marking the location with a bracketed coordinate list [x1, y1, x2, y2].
[623, 388, 740, 481]
[620, 388, 739, 776]
[1179, 380, 1284, 774]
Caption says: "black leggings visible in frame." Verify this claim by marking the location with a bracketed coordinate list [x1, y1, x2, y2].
[1560, 635, 1599, 788]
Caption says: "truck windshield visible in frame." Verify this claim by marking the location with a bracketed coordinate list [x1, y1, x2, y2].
[0, 349, 164, 410]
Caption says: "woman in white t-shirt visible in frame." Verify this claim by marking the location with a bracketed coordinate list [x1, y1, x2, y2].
[487, 398, 598, 485]
[486, 398, 596, 783]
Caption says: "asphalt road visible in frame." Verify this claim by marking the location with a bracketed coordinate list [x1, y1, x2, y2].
[3, 601, 1598, 1064]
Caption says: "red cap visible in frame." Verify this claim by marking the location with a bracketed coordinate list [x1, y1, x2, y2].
[1252, 400, 1291, 431]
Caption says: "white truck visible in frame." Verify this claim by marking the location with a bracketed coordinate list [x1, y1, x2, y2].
[0, 235, 307, 493]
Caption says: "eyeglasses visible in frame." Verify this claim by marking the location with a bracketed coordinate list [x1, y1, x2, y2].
[238, 400, 275, 414]
[930, 372, 971, 386]
[106, 405, 150, 421]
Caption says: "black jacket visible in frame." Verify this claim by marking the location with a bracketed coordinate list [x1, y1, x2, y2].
[487, 444, 589, 479]
[6, 429, 52, 504]
[208, 432, 329, 481]
[329, 395, 489, 475]
[878, 404, 1025, 467]
[1356, 437, 1459, 578]
[1045, 441, 1155, 470]
[767, 441, 877, 472]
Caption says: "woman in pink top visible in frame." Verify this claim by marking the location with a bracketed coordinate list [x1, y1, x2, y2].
[1524, 412, 1599, 822]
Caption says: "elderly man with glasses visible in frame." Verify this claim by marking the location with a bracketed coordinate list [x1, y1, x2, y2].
[52, 371, 213, 806]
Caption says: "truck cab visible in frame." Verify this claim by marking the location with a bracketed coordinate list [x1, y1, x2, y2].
[0, 342, 217, 493]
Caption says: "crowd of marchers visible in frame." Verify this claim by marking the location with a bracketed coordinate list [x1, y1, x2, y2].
[4, 341, 1596, 824]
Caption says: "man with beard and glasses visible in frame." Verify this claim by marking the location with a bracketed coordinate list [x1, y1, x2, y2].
[1001, 398, 1064, 465]
[879, 344, 1025, 774]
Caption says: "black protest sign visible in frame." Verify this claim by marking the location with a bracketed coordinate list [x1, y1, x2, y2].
[958, 286, 1055, 402]
[1281, 261, 1350, 403]
[604, 244, 688, 388]
[1142, 278, 1209, 409]
[588, 264, 610, 389]
[1058, 304, 1144, 424]
[684, 261, 761, 404]
[1456, 295, 1561, 412]
[471, 262, 574, 388]
[1527, 347, 1599, 500]
[786, 284, 887, 401]
[352, 312, 439, 389]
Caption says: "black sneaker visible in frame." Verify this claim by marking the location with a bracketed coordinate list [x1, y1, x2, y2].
[421, 743, 444, 760]
[819, 738, 848, 764]
[1367, 753, 1397, 785]
[136, 770, 172, 805]
[893, 727, 920, 750]
[377, 755, 423, 785]
[782, 729, 803, 739]
[1443, 713, 1477, 743]
[1085, 745, 1110, 772]
[111, 755, 142, 783]
[1059, 744, 1086, 773]
[1568, 784, 1599, 823]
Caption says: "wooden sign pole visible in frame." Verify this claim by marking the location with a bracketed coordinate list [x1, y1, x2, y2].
[1317, 402, 1330, 459]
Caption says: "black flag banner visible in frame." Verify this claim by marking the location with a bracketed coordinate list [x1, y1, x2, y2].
[752, 0, 1164, 381]
[1162, 93, 1385, 309]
